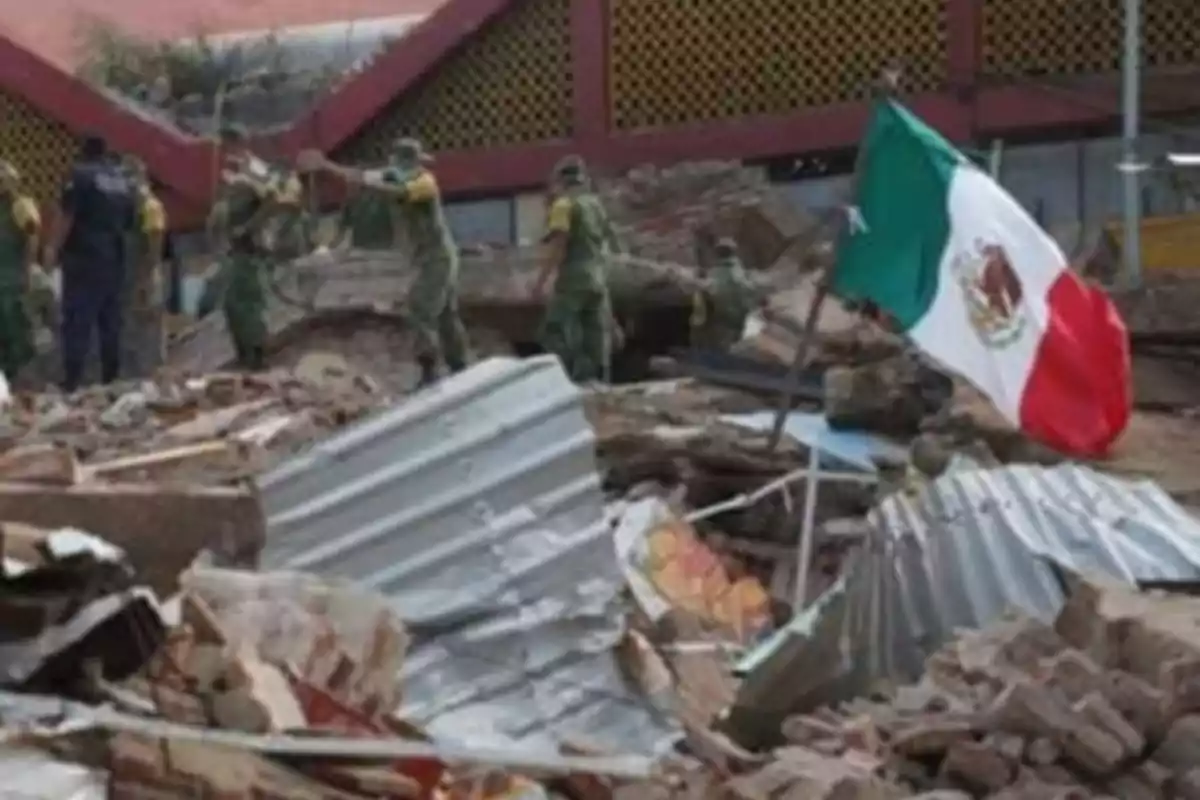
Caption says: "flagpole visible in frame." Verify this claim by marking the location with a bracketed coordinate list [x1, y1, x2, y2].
[764, 71, 896, 452]
[1121, 0, 1142, 286]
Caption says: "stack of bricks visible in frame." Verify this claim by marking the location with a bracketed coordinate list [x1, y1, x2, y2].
[716, 576, 1200, 799]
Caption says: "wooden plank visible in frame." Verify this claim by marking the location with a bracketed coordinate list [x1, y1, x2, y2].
[0, 482, 264, 596]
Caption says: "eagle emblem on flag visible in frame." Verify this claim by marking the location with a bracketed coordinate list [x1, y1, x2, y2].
[952, 240, 1028, 349]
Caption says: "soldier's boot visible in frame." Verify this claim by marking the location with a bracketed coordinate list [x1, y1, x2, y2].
[445, 355, 467, 375]
[246, 346, 267, 372]
[416, 354, 439, 389]
[232, 341, 247, 368]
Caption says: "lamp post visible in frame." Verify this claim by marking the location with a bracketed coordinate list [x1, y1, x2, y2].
[1121, 0, 1142, 286]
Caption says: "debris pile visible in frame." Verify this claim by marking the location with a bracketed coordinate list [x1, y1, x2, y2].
[584, 383, 881, 540]
[1, 345, 1199, 798]
[96, 566, 445, 798]
[4, 153, 1200, 798]
[0, 367, 389, 486]
[736, 277, 906, 370]
[166, 243, 784, 375]
[596, 161, 815, 269]
[823, 352, 952, 439]
[722, 575, 1200, 799]
[152, 160, 815, 381]
[0, 367, 391, 595]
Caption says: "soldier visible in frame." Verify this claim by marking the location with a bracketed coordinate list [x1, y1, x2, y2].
[0, 160, 40, 383]
[532, 155, 619, 383]
[266, 165, 311, 262]
[311, 137, 469, 388]
[689, 237, 759, 350]
[121, 157, 167, 377]
[213, 125, 278, 371]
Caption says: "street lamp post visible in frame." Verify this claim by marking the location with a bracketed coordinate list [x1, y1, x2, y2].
[1121, 0, 1142, 286]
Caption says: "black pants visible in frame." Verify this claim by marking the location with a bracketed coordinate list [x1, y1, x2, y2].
[61, 258, 124, 392]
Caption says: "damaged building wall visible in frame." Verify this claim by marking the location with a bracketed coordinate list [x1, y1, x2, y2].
[257, 356, 680, 751]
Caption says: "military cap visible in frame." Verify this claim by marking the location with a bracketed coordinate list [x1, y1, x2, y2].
[392, 137, 433, 164]
[714, 237, 738, 258]
[554, 154, 587, 183]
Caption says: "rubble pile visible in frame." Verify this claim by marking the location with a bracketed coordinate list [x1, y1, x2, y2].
[5, 155, 1200, 799]
[0, 367, 389, 486]
[168, 245, 790, 375]
[721, 576, 1200, 799]
[584, 383, 880, 536]
[1105, 272, 1200, 415]
[270, 317, 518, 397]
[161, 160, 816, 378]
[596, 161, 815, 269]
[823, 353, 952, 439]
[94, 567, 442, 798]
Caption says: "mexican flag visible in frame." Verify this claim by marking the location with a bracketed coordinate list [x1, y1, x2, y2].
[833, 101, 1131, 457]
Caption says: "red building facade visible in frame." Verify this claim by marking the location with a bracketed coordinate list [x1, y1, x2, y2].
[2, 0, 1198, 227]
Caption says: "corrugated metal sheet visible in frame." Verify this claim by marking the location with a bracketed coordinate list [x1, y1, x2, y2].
[729, 462, 1200, 746]
[257, 356, 679, 751]
[874, 461, 1200, 676]
[0, 746, 103, 799]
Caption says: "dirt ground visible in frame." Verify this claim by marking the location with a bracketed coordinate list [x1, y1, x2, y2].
[1102, 410, 1200, 498]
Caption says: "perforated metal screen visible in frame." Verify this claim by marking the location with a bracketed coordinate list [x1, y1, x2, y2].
[336, 0, 572, 162]
[0, 89, 77, 205]
[609, 0, 948, 131]
[983, 0, 1200, 78]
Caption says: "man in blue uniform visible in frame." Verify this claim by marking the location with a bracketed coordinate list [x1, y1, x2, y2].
[43, 134, 136, 392]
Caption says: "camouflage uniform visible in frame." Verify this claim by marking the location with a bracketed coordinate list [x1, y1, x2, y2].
[690, 238, 758, 350]
[266, 169, 312, 262]
[120, 157, 167, 377]
[214, 127, 275, 370]
[0, 161, 38, 381]
[540, 156, 617, 383]
[380, 138, 468, 386]
[338, 187, 395, 250]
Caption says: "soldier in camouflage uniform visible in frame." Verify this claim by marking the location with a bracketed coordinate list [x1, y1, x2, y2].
[314, 137, 469, 388]
[689, 237, 759, 350]
[533, 155, 619, 383]
[266, 166, 311, 262]
[120, 157, 167, 377]
[212, 125, 279, 371]
[0, 160, 40, 382]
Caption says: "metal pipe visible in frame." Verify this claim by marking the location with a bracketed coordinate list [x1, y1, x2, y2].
[792, 448, 821, 612]
[1121, 0, 1142, 286]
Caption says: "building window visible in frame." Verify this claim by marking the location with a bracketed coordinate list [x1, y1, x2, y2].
[445, 198, 516, 246]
